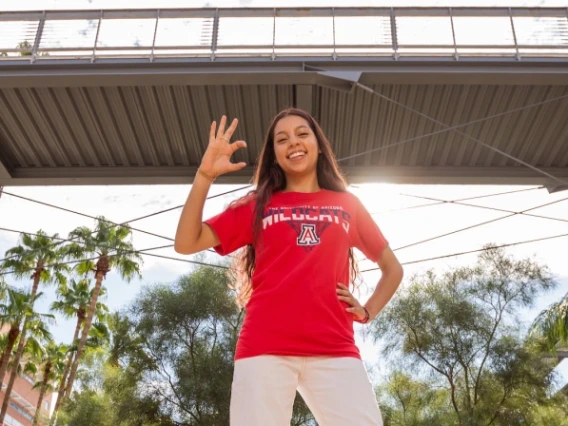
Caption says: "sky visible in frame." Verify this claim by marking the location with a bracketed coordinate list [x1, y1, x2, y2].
[1, 0, 568, 394]
[1, 183, 567, 391]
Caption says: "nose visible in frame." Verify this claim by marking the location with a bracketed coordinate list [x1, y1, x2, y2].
[289, 135, 301, 147]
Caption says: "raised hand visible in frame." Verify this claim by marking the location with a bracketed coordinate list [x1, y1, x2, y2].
[199, 115, 247, 179]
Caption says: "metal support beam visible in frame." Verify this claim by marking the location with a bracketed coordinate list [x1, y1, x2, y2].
[2, 166, 567, 186]
[295, 85, 313, 114]
[546, 185, 568, 193]
[0, 156, 11, 180]
[1, 60, 568, 88]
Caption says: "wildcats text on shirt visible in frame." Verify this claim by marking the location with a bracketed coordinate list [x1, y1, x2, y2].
[262, 206, 351, 233]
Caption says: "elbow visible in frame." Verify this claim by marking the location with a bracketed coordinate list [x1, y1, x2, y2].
[174, 240, 195, 255]
[395, 263, 404, 283]
[387, 262, 404, 285]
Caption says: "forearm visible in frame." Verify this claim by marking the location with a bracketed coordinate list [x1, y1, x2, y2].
[174, 172, 213, 253]
[364, 269, 403, 320]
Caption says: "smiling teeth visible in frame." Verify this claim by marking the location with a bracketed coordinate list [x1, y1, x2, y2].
[289, 152, 305, 159]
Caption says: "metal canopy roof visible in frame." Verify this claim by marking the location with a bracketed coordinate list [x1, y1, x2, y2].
[0, 7, 567, 187]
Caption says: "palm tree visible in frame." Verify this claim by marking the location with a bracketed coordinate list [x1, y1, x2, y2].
[530, 291, 568, 350]
[0, 288, 34, 384]
[107, 312, 144, 368]
[0, 231, 67, 422]
[49, 279, 108, 424]
[0, 317, 52, 423]
[62, 217, 141, 401]
[32, 341, 67, 426]
[73, 321, 112, 391]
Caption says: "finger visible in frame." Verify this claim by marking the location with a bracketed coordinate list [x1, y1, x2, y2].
[337, 283, 348, 290]
[230, 140, 247, 153]
[210, 121, 217, 141]
[216, 115, 227, 139]
[224, 118, 239, 140]
[338, 296, 354, 305]
[336, 289, 351, 296]
[228, 162, 247, 172]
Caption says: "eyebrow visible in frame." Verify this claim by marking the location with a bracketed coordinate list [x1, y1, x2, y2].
[275, 125, 310, 137]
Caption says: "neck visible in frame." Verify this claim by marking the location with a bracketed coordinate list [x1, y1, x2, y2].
[283, 173, 320, 193]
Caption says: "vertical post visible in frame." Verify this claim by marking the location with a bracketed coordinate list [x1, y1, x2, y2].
[449, 7, 458, 61]
[509, 7, 521, 61]
[332, 7, 337, 60]
[210, 8, 219, 61]
[150, 10, 160, 62]
[272, 8, 276, 61]
[31, 11, 46, 64]
[390, 7, 399, 60]
[91, 10, 103, 63]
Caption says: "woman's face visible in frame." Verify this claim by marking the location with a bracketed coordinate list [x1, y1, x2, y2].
[273, 115, 320, 178]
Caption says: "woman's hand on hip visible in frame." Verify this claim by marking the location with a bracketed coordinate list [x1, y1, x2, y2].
[336, 283, 366, 321]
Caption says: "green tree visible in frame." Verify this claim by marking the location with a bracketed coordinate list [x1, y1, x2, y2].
[60, 217, 141, 406]
[106, 312, 145, 368]
[58, 389, 113, 426]
[129, 266, 314, 425]
[32, 342, 68, 426]
[3, 316, 52, 401]
[73, 321, 112, 394]
[17, 40, 33, 56]
[0, 289, 37, 384]
[0, 230, 67, 423]
[377, 371, 454, 426]
[371, 246, 566, 426]
[50, 278, 108, 421]
[530, 291, 568, 351]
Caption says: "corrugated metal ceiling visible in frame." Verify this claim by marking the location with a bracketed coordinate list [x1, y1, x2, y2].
[0, 82, 567, 185]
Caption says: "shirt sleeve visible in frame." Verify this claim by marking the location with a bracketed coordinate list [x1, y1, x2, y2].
[204, 198, 255, 256]
[351, 195, 389, 263]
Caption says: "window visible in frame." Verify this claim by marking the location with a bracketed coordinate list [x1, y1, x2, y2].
[5, 413, 25, 426]
[9, 402, 33, 421]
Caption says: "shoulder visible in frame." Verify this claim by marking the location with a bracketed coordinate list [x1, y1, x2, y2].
[220, 193, 257, 219]
[323, 189, 361, 206]
[229, 192, 257, 209]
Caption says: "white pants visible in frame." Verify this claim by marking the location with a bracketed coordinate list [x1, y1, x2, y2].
[230, 355, 383, 426]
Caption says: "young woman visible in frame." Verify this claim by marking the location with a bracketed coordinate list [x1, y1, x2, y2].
[175, 108, 403, 426]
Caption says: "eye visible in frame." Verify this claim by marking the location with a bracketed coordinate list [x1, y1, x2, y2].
[298, 133, 309, 137]
[276, 138, 287, 144]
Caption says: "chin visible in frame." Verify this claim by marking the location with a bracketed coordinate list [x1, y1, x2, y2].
[284, 165, 316, 176]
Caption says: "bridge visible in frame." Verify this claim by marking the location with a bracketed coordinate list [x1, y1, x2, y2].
[0, 7, 567, 188]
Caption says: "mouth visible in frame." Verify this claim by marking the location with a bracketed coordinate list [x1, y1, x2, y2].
[287, 151, 307, 161]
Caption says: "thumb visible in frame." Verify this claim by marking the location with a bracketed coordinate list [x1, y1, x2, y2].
[228, 162, 247, 172]
[231, 140, 247, 152]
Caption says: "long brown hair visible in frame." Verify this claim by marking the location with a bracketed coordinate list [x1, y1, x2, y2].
[229, 108, 359, 307]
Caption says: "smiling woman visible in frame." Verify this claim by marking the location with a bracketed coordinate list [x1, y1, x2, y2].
[174, 107, 403, 426]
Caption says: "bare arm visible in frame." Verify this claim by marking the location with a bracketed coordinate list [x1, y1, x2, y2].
[174, 116, 247, 255]
[364, 247, 404, 319]
[339, 246, 403, 321]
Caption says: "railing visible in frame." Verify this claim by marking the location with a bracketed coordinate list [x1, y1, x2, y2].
[0, 7, 567, 62]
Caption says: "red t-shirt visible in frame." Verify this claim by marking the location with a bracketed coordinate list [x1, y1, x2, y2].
[205, 189, 388, 360]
